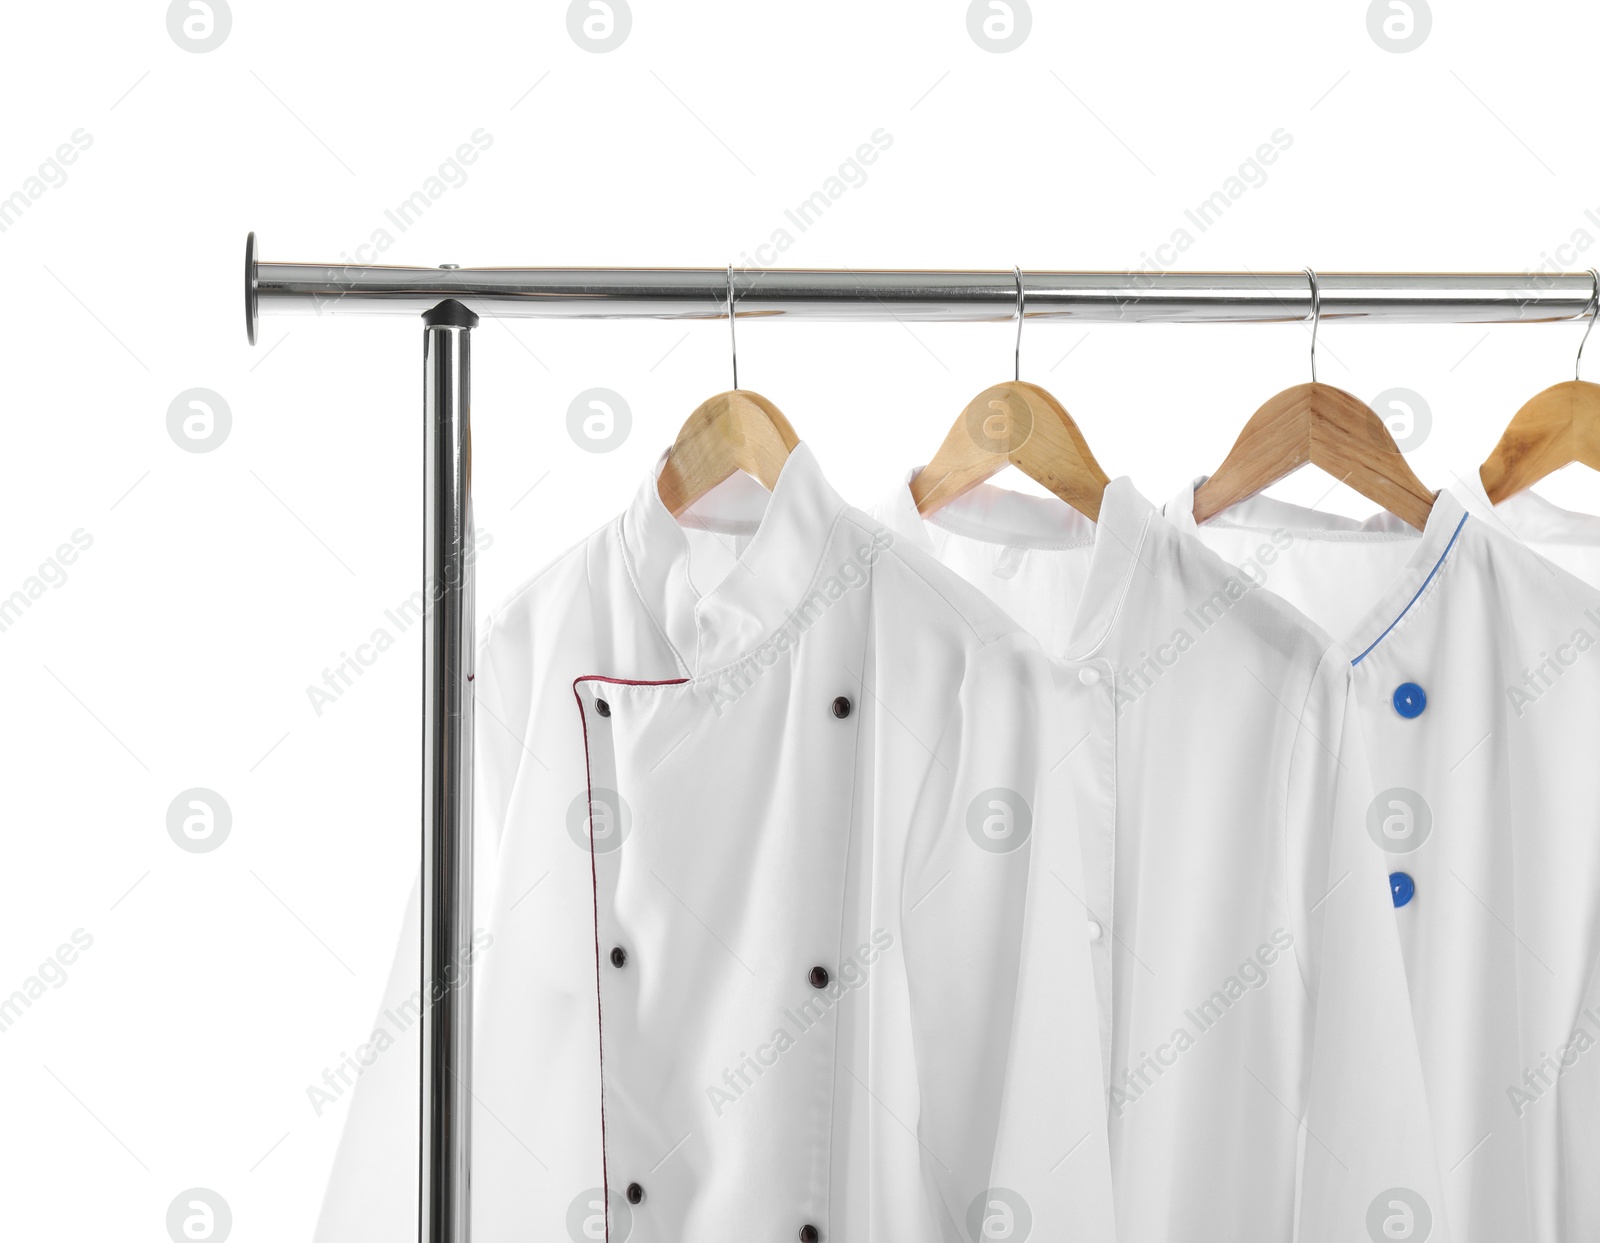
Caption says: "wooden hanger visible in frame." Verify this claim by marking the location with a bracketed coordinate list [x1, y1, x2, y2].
[656, 267, 798, 517]
[656, 390, 799, 516]
[1192, 270, 1436, 530]
[911, 269, 1111, 521]
[1479, 270, 1600, 504]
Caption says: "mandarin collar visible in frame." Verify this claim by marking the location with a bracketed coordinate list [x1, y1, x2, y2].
[1161, 477, 1470, 664]
[875, 471, 1156, 661]
[1162, 476, 1417, 540]
[1451, 472, 1600, 547]
[618, 442, 849, 677]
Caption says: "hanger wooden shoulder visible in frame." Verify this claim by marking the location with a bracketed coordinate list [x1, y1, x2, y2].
[1480, 379, 1600, 503]
[1010, 382, 1112, 520]
[1191, 383, 1317, 523]
[1309, 384, 1436, 529]
[656, 389, 799, 516]
[1194, 381, 1435, 530]
[911, 380, 1110, 520]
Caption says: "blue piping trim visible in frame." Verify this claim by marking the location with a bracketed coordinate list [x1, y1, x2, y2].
[1350, 512, 1469, 667]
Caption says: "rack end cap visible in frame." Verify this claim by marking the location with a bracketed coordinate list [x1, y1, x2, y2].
[244, 231, 259, 346]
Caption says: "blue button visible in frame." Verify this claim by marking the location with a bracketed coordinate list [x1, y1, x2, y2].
[1390, 871, 1416, 907]
[1393, 682, 1427, 718]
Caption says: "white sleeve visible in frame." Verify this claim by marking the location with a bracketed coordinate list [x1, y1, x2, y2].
[310, 876, 419, 1243]
[313, 625, 523, 1243]
[984, 655, 1118, 1242]
[473, 613, 533, 874]
[898, 635, 1115, 1243]
[1558, 953, 1600, 1235]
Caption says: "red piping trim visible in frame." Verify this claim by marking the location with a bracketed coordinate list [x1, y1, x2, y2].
[572, 674, 689, 1241]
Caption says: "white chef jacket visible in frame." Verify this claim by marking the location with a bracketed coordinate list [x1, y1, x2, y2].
[874, 474, 1445, 1243]
[1164, 480, 1600, 1243]
[1454, 473, 1600, 589]
[316, 444, 1116, 1243]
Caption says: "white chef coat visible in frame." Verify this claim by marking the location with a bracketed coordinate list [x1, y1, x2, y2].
[1454, 473, 1600, 589]
[874, 474, 1446, 1243]
[1164, 479, 1600, 1243]
[316, 444, 1116, 1243]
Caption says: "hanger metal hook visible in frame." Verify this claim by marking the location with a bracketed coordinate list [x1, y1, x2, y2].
[727, 263, 739, 390]
[1577, 268, 1599, 383]
[1305, 267, 1321, 384]
[1014, 265, 1025, 382]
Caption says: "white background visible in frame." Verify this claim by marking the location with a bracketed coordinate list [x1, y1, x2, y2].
[4, 1, 1600, 1239]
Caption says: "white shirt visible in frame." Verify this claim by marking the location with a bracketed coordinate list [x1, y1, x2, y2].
[1454, 474, 1600, 590]
[1165, 480, 1600, 1243]
[317, 445, 1115, 1243]
[874, 474, 1445, 1243]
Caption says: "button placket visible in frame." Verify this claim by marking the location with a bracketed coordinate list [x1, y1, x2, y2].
[1070, 659, 1118, 1087]
[797, 665, 865, 1234]
[1383, 685, 1424, 906]
[577, 657, 860, 1235]
[581, 681, 640, 1214]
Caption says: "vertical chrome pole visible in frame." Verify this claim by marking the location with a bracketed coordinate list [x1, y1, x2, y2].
[420, 298, 477, 1243]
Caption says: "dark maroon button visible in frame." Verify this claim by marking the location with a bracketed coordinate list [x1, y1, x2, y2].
[808, 966, 830, 989]
[831, 696, 851, 719]
[610, 946, 627, 968]
[800, 1226, 819, 1243]
[595, 698, 611, 718]
[626, 1182, 643, 1204]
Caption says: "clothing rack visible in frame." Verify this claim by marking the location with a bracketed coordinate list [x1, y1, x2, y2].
[241, 232, 1598, 1243]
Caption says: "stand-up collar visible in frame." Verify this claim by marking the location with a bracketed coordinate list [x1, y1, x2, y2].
[618, 442, 849, 677]
[1162, 477, 1418, 540]
[875, 471, 1155, 661]
[1162, 477, 1469, 665]
[1452, 472, 1600, 547]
